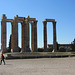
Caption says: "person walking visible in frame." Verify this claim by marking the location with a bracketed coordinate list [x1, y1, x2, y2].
[0, 53, 5, 65]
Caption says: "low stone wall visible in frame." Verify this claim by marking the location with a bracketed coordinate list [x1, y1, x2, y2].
[3, 52, 75, 59]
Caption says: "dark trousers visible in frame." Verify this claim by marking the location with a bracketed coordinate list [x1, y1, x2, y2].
[1, 60, 5, 65]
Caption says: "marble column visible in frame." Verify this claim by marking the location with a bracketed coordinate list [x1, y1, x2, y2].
[26, 21, 30, 51]
[31, 22, 34, 52]
[53, 21, 57, 52]
[21, 20, 27, 52]
[34, 21, 37, 52]
[11, 22, 13, 52]
[28, 23, 30, 49]
[26, 16, 30, 51]
[1, 14, 7, 53]
[31, 21, 37, 52]
[43, 21, 47, 52]
[11, 16, 18, 52]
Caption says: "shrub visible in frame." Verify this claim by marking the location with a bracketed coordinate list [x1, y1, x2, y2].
[48, 46, 53, 52]
[59, 46, 66, 52]
[38, 48, 44, 52]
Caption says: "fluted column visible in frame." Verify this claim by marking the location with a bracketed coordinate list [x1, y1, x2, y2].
[11, 22, 13, 52]
[26, 21, 30, 51]
[31, 21, 37, 52]
[31, 22, 34, 52]
[53, 21, 57, 52]
[43, 21, 47, 52]
[28, 23, 30, 49]
[21, 20, 27, 52]
[1, 14, 7, 53]
[11, 16, 19, 52]
[34, 21, 37, 52]
[26, 16, 30, 51]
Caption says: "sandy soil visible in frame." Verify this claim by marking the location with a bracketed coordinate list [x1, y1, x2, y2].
[0, 57, 75, 75]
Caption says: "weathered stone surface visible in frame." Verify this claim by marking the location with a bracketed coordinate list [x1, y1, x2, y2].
[44, 19, 55, 22]
[1, 14, 7, 53]
[31, 21, 37, 52]
[31, 22, 34, 52]
[26, 20, 30, 51]
[53, 21, 57, 52]
[1, 14, 57, 53]
[6, 19, 13, 22]
[11, 22, 14, 52]
[25, 16, 31, 52]
[43, 20, 57, 52]
[11, 16, 19, 52]
[43, 21, 47, 52]
[21, 20, 27, 52]
[1, 14, 38, 53]
[34, 21, 37, 52]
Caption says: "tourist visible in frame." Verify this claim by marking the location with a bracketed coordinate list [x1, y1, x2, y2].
[0, 53, 5, 65]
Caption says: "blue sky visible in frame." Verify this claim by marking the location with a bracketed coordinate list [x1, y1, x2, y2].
[0, 0, 75, 49]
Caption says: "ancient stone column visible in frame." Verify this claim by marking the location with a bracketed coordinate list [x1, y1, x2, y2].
[31, 21, 37, 52]
[26, 16, 30, 51]
[31, 22, 34, 52]
[28, 23, 30, 49]
[26, 19, 30, 52]
[11, 15, 19, 52]
[34, 21, 37, 52]
[1, 14, 7, 53]
[43, 21, 47, 52]
[53, 21, 57, 52]
[21, 20, 27, 52]
[11, 22, 13, 52]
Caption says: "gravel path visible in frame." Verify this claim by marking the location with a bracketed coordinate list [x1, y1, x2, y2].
[0, 57, 75, 75]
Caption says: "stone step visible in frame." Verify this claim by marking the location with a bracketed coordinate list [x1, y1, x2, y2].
[3, 52, 75, 59]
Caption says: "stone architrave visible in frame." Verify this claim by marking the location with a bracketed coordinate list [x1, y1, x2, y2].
[31, 21, 37, 52]
[1, 14, 7, 53]
[11, 16, 19, 52]
[53, 21, 57, 52]
[43, 21, 47, 52]
[21, 20, 27, 52]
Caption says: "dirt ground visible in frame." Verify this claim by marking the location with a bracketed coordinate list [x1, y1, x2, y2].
[0, 57, 75, 75]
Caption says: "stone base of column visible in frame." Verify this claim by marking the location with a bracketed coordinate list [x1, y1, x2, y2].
[26, 48, 31, 52]
[1, 49, 7, 53]
[31, 46, 38, 52]
[33, 49, 38, 52]
[52, 49, 57, 52]
[53, 42, 57, 52]
[21, 48, 31, 53]
[20, 49, 26, 53]
[31, 49, 37, 52]
[11, 49, 19, 52]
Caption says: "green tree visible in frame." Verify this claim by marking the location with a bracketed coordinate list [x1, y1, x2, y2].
[7, 34, 21, 52]
[38, 48, 44, 52]
[7, 34, 11, 52]
[48, 46, 53, 52]
[71, 38, 75, 52]
[66, 48, 72, 52]
[59, 46, 66, 52]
